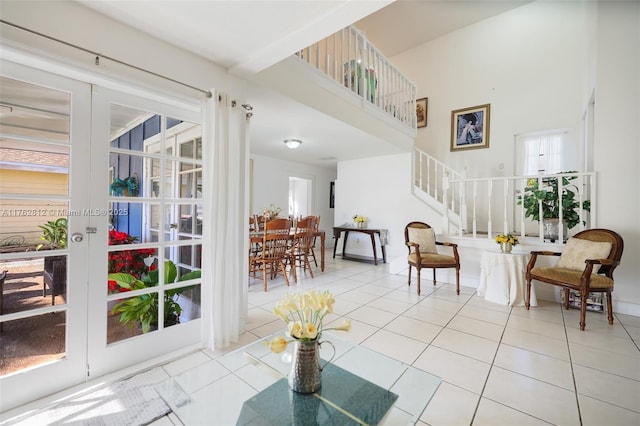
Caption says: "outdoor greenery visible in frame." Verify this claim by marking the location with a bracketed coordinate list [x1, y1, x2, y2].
[518, 172, 591, 230]
[109, 260, 200, 333]
[36, 217, 68, 250]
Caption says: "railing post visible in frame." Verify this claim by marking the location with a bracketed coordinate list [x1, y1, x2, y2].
[487, 180, 493, 240]
[442, 173, 450, 235]
[418, 151, 424, 190]
[460, 176, 467, 234]
[518, 178, 526, 240]
[537, 177, 544, 243]
[503, 179, 509, 234]
[472, 180, 478, 238]
[558, 175, 565, 243]
[590, 172, 597, 228]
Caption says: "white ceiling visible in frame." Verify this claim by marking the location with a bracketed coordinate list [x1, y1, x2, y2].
[9, 1, 531, 168]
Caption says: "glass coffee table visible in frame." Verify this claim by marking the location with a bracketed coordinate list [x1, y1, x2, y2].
[156, 331, 441, 425]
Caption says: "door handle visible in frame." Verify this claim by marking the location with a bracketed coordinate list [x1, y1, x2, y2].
[71, 233, 84, 243]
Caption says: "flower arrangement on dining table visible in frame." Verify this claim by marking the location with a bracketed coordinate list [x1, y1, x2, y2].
[263, 204, 282, 220]
[267, 290, 351, 353]
[495, 233, 519, 246]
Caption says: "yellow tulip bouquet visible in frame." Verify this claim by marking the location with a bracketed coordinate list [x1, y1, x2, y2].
[495, 233, 519, 245]
[267, 290, 351, 353]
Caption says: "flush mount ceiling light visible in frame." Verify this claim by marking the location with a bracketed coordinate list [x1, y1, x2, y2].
[283, 139, 302, 149]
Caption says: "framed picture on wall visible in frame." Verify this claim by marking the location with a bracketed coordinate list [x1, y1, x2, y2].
[416, 97, 428, 128]
[451, 104, 490, 151]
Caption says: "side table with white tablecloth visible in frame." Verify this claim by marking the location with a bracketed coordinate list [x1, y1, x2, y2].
[477, 251, 538, 306]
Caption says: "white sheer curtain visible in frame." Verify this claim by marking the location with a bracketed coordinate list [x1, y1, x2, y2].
[520, 130, 569, 175]
[202, 92, 249, 349]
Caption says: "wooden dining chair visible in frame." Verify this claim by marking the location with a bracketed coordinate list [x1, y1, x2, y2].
[289, 216, 317, 278]
[249, 218, 294, 291]
[308, 215, 321, 268]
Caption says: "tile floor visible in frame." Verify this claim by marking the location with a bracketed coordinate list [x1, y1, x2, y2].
[11, 250, 640, 425]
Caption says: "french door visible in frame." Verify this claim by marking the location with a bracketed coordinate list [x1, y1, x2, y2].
[0, 61, 204, 411]
[0, 61, 91, 411]
[87, 87, 203, 377]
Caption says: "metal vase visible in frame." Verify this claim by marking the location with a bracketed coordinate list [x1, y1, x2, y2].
[288, 339, 321, 393]
[500, 242, 512, 253]
[288, 339, 335, 393]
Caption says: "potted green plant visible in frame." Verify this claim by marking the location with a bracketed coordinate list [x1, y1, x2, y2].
[109, 260, 200, 333]
[518, 172, 591, 242]
[36, 217, 68, 250]
[110, 175, 139, 196]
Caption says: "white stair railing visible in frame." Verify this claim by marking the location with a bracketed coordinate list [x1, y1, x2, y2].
[412, 149, 596, 242]
[413, 148, 465, 233]
[447, 172, 596, 242]
[295, 26, 417, 129]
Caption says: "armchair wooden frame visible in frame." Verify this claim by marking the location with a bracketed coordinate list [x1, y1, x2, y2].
[404, 222, 460, 296]
[525, 228, 624, 330]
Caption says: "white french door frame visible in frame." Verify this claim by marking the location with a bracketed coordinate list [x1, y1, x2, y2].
[88, 86, 202, 378]
[0, 60, 91, 413]
[1, 51, 206, 411]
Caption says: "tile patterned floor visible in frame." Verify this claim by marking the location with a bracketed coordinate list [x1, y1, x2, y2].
[10, 250, 640, 425]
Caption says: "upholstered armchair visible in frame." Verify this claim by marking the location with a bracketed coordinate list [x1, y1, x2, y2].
[404, 222, 460, 296]
[525, 228, 624, 330]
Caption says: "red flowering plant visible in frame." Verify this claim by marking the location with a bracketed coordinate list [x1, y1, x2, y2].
[108, 229, 156, 294]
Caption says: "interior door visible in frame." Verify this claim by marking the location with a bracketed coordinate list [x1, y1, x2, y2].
[0, 61, 91, 411]
[87, 87, 203, 378]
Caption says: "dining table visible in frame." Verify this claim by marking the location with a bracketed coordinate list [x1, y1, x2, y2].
[249, 230, 326, 272]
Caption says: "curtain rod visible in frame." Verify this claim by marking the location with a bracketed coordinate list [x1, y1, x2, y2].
[1, 20, 212, 98]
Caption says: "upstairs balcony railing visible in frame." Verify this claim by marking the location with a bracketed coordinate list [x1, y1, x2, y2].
[295, 26, 417, 129]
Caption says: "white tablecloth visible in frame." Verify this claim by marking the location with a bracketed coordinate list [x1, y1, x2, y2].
[477, 251, 537, 307]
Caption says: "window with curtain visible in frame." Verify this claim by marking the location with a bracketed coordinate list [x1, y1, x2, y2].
[519, 130, 568, 175]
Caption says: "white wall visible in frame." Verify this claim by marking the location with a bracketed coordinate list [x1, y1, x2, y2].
[591, 1, 640, 315]
[392, 1, 587, 180]
[250, 153, 336, 243]
[336, 1, 639, 314]
[336, 153, 452, 273]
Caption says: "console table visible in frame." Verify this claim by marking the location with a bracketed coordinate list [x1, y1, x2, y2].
[332, 226, 387, 265]
[477, 250, 538, 307]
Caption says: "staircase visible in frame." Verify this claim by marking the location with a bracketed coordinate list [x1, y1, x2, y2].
[412, 148, 465, 234]
[292, 27, 596, 247]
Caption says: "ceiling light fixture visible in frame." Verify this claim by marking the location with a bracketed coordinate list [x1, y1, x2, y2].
[284, 139, 302, 149]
